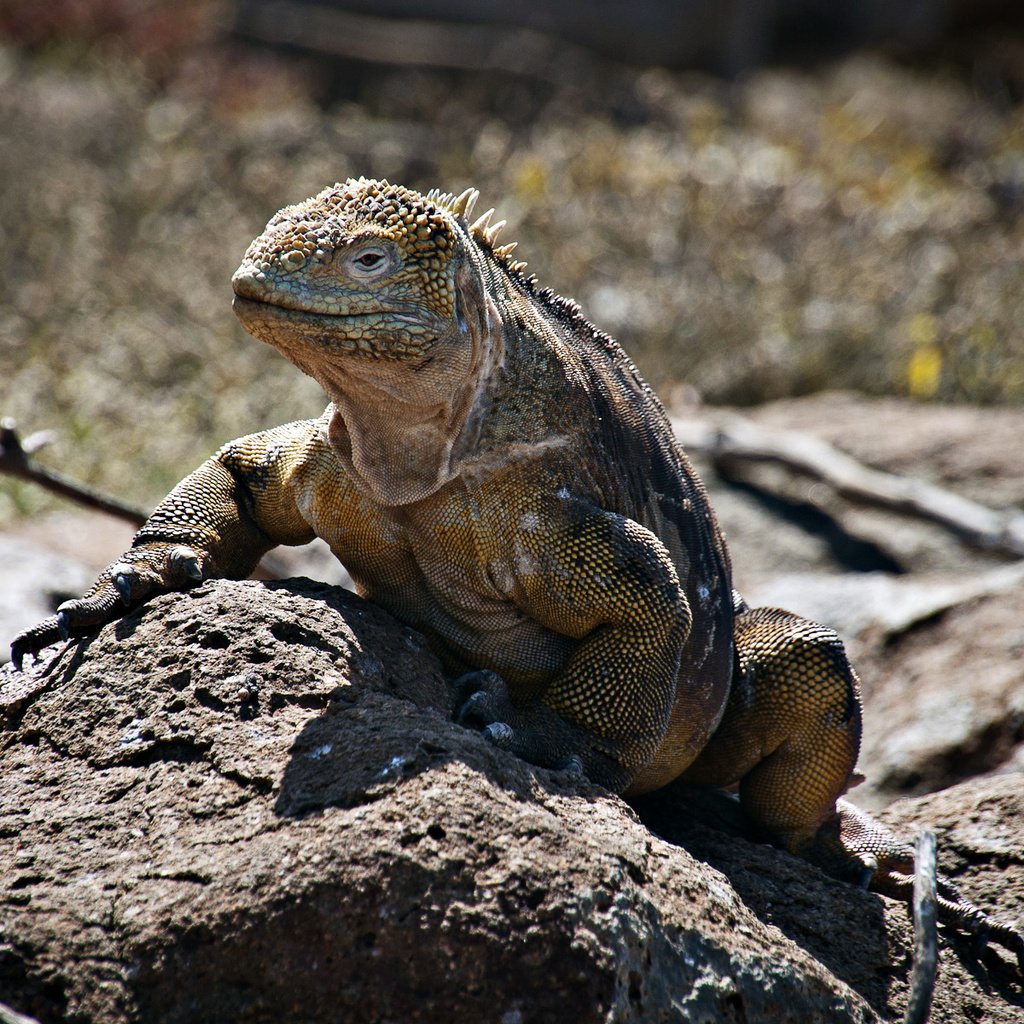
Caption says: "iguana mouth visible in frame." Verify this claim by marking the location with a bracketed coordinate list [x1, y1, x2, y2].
[231, 293, 440, 337]
[231, 292, 430, 325]
[231, 294, 443, 361]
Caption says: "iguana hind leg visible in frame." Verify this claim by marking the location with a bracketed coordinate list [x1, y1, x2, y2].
[682, 604, 863, 859]
[683, 603, 1024, 967]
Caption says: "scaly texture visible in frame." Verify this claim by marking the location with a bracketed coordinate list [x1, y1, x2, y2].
[11, 179, 1023, 968]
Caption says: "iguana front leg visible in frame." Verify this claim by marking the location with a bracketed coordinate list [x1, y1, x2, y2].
[459, 495, 693, 792]
[11, 421, 319, 667]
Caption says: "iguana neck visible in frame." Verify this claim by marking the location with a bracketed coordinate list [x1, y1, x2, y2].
[322, 269, 506, 506]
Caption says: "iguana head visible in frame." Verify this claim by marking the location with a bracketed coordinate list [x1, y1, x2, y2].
[231, 176, 527, 377]
[231, 177, 521, 503]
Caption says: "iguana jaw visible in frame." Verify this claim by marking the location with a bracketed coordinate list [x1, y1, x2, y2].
[230, 290, 444, 362]
[230, 269, 478, 410]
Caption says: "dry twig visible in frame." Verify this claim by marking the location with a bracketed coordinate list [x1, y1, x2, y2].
[674, 415, 1024, 558]
[904, 830, 938, 1024]
[0, 419, 292, 579]
[1, 418, 147, 527]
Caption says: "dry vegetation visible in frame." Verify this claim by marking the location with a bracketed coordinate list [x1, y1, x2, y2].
[2, 1, 1024, 520]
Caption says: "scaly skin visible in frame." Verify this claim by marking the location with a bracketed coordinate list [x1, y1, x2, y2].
[11, 179, 1023, 969]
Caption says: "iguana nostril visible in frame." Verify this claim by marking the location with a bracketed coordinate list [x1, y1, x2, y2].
[280, 250, 307, 272]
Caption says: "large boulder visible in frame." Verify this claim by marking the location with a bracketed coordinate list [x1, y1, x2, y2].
[1, 578, 1021, 1022]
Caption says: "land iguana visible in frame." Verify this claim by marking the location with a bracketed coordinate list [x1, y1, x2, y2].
[11, 178, 1024, 967]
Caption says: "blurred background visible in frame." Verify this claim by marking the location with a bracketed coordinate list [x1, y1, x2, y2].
[1, 0, 1023, 512]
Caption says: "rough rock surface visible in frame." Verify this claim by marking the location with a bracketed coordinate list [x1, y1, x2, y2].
[1, 579, 1022, 1023]
[855, 586, 1024, 804]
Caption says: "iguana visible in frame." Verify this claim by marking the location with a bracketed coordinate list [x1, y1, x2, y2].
[11, 178, 1023, 966]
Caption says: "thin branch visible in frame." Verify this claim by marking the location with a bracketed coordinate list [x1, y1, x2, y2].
[1, 418, 147, 527]
[674, 415, 1024, 558]
[904, 830, 938, 1024]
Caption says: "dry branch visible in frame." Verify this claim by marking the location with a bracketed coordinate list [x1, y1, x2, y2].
[1, 418, 147, 527]
[0, 419, 292, 579]
[904, 830, 938, 1024]
[674, 415, 1024, 558]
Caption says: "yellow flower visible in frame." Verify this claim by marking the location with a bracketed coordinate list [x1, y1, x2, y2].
[906, 314, 941, 399]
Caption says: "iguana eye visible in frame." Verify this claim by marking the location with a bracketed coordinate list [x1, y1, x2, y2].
[345, 245, 393, 279]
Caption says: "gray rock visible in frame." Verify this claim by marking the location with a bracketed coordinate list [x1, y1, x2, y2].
[1, 579, 1021, 1022]
[0, 538, 93, 664]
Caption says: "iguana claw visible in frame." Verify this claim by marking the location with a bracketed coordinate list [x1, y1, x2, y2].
[113, 572, 133, 605]
[482, 722, 515, 748]
[854, 853, 878, 890]
[168, 545, 204, 581]
[557, 755, 586, 781]
[964, 916, 1024, 973]
[456, 687, 497, 725]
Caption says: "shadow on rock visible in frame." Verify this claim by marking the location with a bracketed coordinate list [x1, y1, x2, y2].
[268, 591, 598, 818]
[632, 781, 896, 1017]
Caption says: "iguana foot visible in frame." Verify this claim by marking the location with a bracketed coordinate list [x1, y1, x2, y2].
[986, 920, 1024, 974]
[456, 671, 517, 747]
[455, 669, 630, 790]
[10, 543, 207, 669]
[812, 798, 1024, 972]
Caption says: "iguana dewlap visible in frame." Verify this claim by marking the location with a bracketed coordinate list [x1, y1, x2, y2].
[11, 179, 1023, 967]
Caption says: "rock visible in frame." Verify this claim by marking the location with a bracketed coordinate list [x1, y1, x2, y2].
[0, 538, 93, 664]
[854, 585, 1024, 808]
[0, 579, 1021, 1023]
